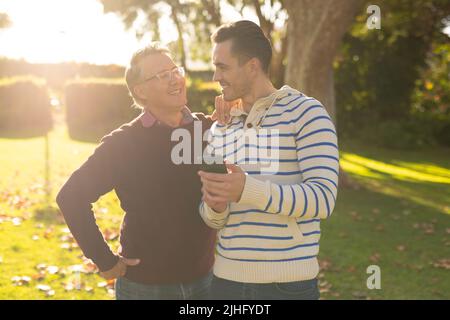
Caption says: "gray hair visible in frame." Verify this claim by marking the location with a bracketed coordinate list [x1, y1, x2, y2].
[125, 42, 171, 109]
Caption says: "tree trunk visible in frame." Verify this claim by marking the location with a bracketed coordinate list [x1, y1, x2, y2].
[270, 33, 288, 89]
[283, 0, 363, 121]
[282, 0, 364, 189]
[170, 6, 188, 71]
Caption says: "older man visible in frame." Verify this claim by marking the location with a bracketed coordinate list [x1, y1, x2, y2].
[57, 43, 216, 300]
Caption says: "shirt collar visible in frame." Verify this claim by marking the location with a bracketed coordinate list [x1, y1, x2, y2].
[229, 90, 282, 118]
[140, 106, 193, 128]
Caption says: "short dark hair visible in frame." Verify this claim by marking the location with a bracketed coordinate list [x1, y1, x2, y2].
[211, 20, 272, 74]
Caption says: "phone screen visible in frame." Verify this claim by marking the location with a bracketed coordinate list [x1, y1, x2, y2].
[199, 162, 228, 174]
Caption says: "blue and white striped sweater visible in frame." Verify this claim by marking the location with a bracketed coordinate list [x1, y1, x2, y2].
[199, 86, 339, 283]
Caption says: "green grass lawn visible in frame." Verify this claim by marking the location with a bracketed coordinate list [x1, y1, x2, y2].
[0, 125, 449, 299]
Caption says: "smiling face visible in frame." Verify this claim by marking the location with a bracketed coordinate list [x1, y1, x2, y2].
[212, 39, 252, 101]
[133, 53, 187, 112]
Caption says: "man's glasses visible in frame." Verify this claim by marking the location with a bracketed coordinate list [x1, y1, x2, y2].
[140, 66, 185, 84]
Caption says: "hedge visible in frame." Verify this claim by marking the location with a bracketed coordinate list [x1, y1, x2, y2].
[0, 77, 52, 138]
[65, 78, 220, 142]
[65, 79, 140, 143]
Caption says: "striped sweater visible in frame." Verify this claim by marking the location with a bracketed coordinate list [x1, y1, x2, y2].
[199, 85, 339, 283]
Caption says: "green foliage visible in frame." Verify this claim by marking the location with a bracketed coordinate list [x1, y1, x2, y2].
[372, 119, 435, 150]
[335, 0, 450, 149]
[412, 43, 450, 146]
[187, 77, 220, 114]
[0, 78, 52, 138]
[65, 80, 140, 143]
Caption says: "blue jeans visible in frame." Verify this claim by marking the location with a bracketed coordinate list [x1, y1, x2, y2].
[211, 276, 320, 300]
[115, 272, 213, 300]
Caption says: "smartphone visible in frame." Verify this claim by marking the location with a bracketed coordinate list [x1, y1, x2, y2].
[199, 162, 228, 174]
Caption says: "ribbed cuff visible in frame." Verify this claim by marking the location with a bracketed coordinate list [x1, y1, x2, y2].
[238, 175, 269, 209]
[204, 202, 230, 221]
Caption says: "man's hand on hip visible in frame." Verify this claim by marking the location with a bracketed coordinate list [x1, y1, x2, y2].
[99, 256, 140, 280]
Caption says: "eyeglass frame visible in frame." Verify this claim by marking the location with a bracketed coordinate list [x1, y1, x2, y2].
[138, 66, 185, 84]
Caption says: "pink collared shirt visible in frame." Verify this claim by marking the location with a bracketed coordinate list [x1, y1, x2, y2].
[140, 106, 194, 128]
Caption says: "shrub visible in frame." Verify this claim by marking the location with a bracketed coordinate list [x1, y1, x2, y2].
[187, 79, 220, 115]
[0, 77, 52, 138]
[65, 79, 140, 143]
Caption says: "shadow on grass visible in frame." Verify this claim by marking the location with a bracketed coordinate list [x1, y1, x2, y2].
[340, 148, 450, 215]
[33, 205, 65, 225]
[316, 142, 450, 299]
[319, 184, 449, 299]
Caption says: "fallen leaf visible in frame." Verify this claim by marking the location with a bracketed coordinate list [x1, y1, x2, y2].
[350, 211, 358, 216]
[375, 224, 385, 232]
[82, 261, 97, 274]
[369, 253, 381, 263]
[396, 245, 406, 252]
[36, 263, 47, 271]
[103, 229, 119, 241]
[319, 259, 333, 271]
[64, 283, 74, 291]
[413, 265, 424, 271]
[46, 290, 55, 297]
[44, 227, 55, 239]
[347, 266, 356, 273]
[330, 292, 341, 298]
[11, 276, 31, 286]
[36, 284, 51, 292]
[68, 265, 84, 273]
[32, 235, 39, 241]
[12, 217, 22, 226]
[32, 273, 46, 281]
[60, 235, 73, 242]
[46, 266, 59, 275]
[319, 280, 332, 295]
[352, 291, 367, 299]
[431, 259, 450, 270]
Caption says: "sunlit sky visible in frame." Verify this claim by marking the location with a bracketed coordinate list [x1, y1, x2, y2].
[1, 1, 447, 67]
[0, 0, 259, 66]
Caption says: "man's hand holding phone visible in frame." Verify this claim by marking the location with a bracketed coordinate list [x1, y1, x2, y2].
[198, 161, 246, 212]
